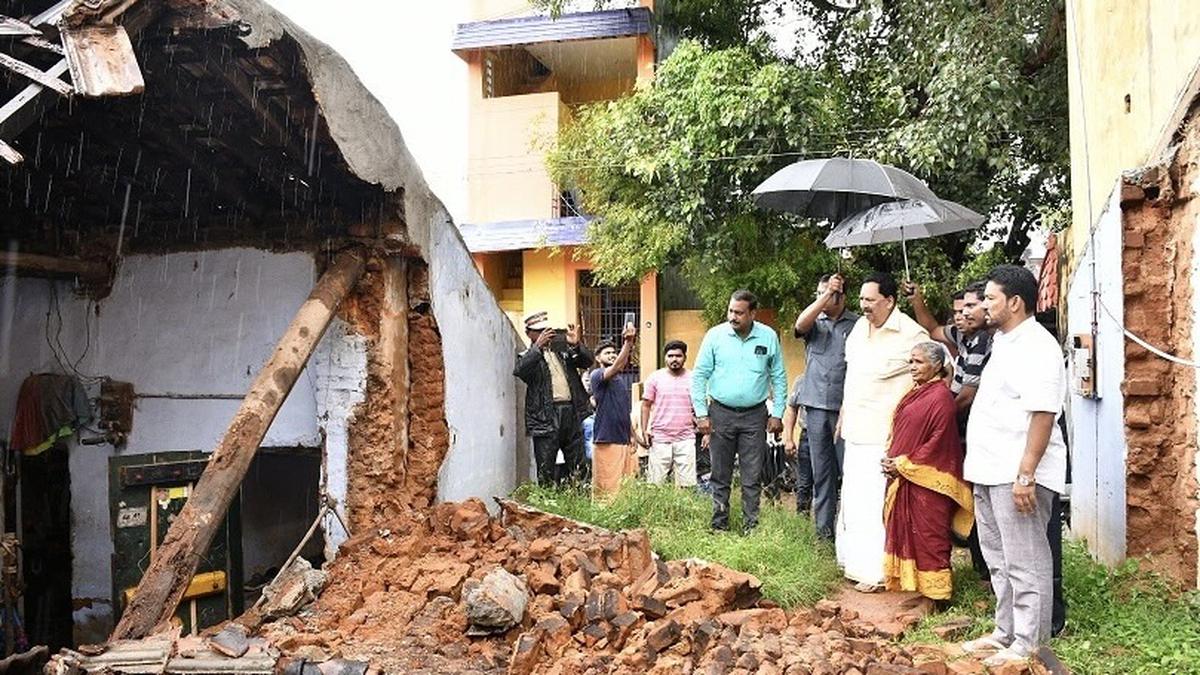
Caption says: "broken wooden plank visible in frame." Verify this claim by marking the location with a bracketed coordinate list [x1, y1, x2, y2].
[1, 251, 108, 280]
[0, 138, 21, 164]
[62, 24, 144, 97]
[111, 247, 367, 641]
[0, 51, 72, 95]
[0, 57, 67, 140]
[0, 15, 40, 36]
[20, 35, 64, 55]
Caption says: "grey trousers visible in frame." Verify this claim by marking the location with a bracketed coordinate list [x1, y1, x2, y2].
[804, 406, 844, 539]
[974, 483, 1055, 656]
[709, 401, 767, 530]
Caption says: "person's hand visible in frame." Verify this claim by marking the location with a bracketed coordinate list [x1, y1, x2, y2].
[766, 416, 783, 435]
[783, 439, 796, 457]
[697, 417, 712, 436]
[534, 328, 554, 350]
[880, 457, 898, 477]
[834, 415, 842, 443]
[639, 432, 652, 449]
[902, 281, 920, 300]
[565, 323, 581, 346]
[825, 274, 844, 296]
[621, 323, 637, 343]
[700, 433, 711, 450]
[1012, 479, 1036, 514]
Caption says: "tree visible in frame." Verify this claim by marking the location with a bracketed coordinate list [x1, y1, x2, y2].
[544, 0, 1068, 318]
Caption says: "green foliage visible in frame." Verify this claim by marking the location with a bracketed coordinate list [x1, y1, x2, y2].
[549, 41, 848, 317]
[544, 0, 1068, 318]
[911, 545, 1200, 674]
[517, 481, 843, 607]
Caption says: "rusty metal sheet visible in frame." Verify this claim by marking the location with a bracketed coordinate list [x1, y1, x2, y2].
[61, 23, 145, 97]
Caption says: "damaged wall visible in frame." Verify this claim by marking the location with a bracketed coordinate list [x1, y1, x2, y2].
[1120, 117, 1200, 585]
[0, 248, 365, 643]
[221, 0, 530, 504]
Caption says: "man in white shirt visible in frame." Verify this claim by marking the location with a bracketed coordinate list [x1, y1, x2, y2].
[961, 265, 1067, 667]
[838, 271, 928, 590]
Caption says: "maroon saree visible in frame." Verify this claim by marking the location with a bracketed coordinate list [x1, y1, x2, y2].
[882, 381, 973, 600]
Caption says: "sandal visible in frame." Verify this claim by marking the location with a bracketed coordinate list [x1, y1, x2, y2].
[960, 635, 1008, 654]
[982, 647, 1030, 667]
[853, 581, 884, 593]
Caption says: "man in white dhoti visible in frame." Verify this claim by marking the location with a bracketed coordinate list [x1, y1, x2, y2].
[837, 271, 928, 591]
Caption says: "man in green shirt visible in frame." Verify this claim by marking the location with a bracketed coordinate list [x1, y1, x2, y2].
[691, 290, 788, 534]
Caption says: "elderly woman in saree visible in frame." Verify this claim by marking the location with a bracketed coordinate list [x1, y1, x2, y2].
[880, 341, 974, 601]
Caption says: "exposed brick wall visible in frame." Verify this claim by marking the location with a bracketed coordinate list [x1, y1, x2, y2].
[1121, 111, 1200, 584]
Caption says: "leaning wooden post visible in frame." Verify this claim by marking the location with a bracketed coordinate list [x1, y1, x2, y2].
[112, 247, 367, 640]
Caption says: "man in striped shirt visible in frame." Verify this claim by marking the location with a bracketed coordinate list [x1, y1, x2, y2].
[907, 280, 993, 422]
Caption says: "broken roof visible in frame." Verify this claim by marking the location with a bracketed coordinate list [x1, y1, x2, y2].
[0, 0, 462, 262]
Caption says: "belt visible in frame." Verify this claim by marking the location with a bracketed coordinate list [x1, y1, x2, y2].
[553, 400, 574, 406]
[711, 399, 766, 414]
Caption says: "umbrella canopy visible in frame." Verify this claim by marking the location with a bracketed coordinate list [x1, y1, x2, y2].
[752, 158, 939, 221]
[823, 198, 986, 279]
[823, 198, 986, 248]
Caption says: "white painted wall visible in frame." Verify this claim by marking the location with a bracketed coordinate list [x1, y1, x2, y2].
[0, 249, 355, 643]
[1065, 186, 1127, 566]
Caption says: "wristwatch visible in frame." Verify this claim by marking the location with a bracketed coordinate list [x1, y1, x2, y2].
[1016, 473, 1035, 487]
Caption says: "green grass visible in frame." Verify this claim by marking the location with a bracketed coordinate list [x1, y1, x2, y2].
[914, 548, 1200, 674]
[519, 483, 1200, 674]
[516, 480, 842, 607]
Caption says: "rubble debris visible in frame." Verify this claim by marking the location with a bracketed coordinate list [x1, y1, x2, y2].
[260, 557, 330, 620]
[46, 629, 280, 674]
[209, 622, 251, 658]
[464, 567, 529, 635]
[243, 499, 981, 674]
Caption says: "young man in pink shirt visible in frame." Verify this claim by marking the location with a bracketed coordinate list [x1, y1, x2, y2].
[638, 340, 697, 486]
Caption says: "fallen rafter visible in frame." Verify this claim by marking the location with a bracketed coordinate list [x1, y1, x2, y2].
[112, 247, 368, 640]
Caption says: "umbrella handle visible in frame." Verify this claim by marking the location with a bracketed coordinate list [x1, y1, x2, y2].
[901, 226, 910, 282]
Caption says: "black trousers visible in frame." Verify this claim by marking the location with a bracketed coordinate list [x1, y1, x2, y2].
[532, 403, 584, 486]
[709, 401, 767, 530]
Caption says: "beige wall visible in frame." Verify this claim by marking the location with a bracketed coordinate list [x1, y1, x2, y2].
[1066, 1, 1200, 271]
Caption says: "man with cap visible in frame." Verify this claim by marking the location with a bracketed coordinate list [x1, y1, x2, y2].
[514, 311, 594, 485]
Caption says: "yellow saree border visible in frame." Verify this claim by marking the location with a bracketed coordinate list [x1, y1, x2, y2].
[883, 553, 953, 600]
[888, 454, 974, 539]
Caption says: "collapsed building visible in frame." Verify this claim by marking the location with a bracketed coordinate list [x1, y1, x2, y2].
[0, 0, 527, 651]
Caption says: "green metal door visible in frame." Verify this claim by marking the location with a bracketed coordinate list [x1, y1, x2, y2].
[109, 452, 243, 634]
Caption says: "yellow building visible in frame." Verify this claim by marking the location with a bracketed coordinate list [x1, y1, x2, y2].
[451, 1, 807, 385]
[452, 1, 661, 378]
[1063, 0, 1200, 586]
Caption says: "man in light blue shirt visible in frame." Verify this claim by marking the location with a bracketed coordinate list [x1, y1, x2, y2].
[692, 289, 788, 534]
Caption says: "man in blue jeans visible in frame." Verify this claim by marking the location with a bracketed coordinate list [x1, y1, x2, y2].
[792, 273, 857, 541]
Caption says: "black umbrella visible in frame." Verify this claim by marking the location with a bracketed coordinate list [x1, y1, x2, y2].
[752, 158, 938, 222]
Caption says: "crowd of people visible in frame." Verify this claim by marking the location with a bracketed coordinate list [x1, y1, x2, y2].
[513, 263, 1068, 668]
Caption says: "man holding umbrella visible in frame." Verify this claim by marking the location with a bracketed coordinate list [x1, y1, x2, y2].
[792, 272, 858, 541]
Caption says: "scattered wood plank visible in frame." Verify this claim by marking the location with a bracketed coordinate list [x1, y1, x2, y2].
[111, 247, 368, 641]
[0, 51, 72, 95]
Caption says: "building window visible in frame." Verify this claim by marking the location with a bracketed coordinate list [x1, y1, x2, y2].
[578, 270, 640, 374]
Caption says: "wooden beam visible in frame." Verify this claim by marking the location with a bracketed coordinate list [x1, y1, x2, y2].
[0, 138, 22, 164]
[0, 52, 72, 95]
[111, 247, 366, 640]
[1, 251, 107, 280]
[381, 257, 411, 484]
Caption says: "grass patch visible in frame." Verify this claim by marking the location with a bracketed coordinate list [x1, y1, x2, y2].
[909, 544, 1200, 674]
[516, 480, 842, 608]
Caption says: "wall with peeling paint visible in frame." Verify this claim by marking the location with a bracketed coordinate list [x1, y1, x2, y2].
[0, 248, 362, 644]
